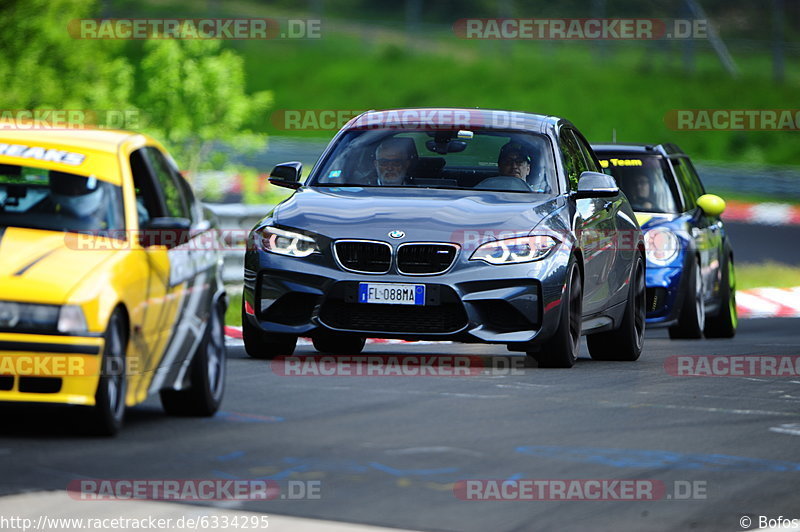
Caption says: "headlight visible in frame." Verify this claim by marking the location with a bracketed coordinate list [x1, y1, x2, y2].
[644, 227, 680, 266]
[58, 305, 88, 334]
[470, 236, 559, 265]
[0, 301, 62, 332]
[258, 226, 319, 258]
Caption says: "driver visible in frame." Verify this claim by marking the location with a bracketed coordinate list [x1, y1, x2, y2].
[49, 171, 107, 225]
[497, 142, 532, 181]
[627, 174, 654, 211]
[374, 138, 415, 186]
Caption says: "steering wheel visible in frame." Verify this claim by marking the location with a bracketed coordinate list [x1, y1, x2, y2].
[475, 175, 532, 192]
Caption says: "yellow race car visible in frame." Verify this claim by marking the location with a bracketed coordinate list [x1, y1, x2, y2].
[0, 129, 227, 435]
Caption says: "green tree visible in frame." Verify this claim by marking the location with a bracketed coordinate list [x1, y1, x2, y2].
[135, 35, 273, 176]
[0, 0, 132, 110]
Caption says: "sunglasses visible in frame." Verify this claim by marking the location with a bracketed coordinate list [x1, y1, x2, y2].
[376, 158, 408, 168]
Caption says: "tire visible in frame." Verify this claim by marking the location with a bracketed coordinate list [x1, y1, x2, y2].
[89, 309, 128, 436]
[160, 299, 226, 416]
[241, 302, 297, 359]
[669, 257, 705, 339]
[312, 334, 366, 355]
[529, 258, 582, 368]
[704, 253, 737, 338]
[587, 254, 645, 361]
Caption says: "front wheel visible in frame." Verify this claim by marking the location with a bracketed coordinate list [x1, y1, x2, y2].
[241, 302, 297, 359]
[160, 299, 227, 416]
[704, 253, 737, 338]
[89, 309, 128, 436]
[669, 258, 705, 339]
[530, 259, 582, 368]
[587, 254, 645, 361]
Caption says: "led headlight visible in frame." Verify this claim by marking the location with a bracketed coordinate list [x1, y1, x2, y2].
[470, 235, 559, 265]
[644, 227, 680, 266]
[258, 226, 320, 258]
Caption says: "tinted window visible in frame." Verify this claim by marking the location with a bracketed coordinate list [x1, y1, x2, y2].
[572, 130, 601, 173]
[559, 129, 587, 192]
[143, 147, 189, 219]
[670, 157, 703, 210]
[596, 154, 680, 213]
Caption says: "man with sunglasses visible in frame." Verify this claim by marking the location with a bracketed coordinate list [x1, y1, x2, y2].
[374, 137, 416, 186]
[497, 141, 532, 181]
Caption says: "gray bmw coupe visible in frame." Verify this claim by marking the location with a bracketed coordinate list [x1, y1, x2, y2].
[242, 109, 645, 368]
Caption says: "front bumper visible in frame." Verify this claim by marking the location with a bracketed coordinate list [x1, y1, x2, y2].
[645, 266, 684, 327]
[244, 247, 572, 345]
[0, 332, 104, 406]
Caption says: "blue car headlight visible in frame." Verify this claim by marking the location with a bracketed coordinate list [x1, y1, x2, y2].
[257, 226, 320, 258]
[470, 235, 559, 265]
[644, 227, 680, 266]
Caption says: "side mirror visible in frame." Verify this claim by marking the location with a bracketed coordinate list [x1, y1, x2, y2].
[140, 217, 192, 248]
[268, 162, 303, 190]
[697, 194, 726, 217]
[573, 171, 619, 199]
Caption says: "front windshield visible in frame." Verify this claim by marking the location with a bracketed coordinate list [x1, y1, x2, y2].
[597, 155, 680, 213]
[311, 129, 556, 194]
[0, 163, 124, 234]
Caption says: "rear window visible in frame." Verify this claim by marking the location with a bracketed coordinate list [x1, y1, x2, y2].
[596, 155, 680, 213]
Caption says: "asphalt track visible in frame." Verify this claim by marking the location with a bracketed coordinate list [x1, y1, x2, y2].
[2, 316, 800, 532]
[725, 221, 800, 264]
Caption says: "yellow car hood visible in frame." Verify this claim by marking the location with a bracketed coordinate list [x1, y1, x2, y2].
[0, 227, 115, 304]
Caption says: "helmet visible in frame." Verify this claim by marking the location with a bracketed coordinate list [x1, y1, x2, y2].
[50, 172, 104, 218]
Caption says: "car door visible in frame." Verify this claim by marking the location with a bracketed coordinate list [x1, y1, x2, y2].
[572, 130, 631, 307]
[669, 157, 719, 301]
[128, 147, 174, 379]
[559, 128, 608, 316]
[138, 146, 216, 391]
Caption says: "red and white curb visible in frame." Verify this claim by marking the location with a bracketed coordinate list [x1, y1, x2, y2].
[224, 326, 451, 344]
[737, 286, 800, 318]
[225, 287, 800, 342]
[723, 201, 800, 226]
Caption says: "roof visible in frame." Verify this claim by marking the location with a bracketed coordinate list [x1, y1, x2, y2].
[344, 108, 566, 133]
[0, 128, 151, 185]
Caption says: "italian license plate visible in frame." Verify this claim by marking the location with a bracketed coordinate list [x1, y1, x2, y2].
[358, 283, 426, 305]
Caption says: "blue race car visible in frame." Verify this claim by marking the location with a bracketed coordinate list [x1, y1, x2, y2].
[591, 143, 736, 339]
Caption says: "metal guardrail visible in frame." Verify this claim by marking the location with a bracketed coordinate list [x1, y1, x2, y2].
[204, 203, 272, 283]
[205, 160, 800, 283]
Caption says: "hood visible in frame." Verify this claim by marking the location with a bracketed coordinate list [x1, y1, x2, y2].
[272, 187, 564, 242]
[635, 212, 683, 230]
[0, 227, 114, 303]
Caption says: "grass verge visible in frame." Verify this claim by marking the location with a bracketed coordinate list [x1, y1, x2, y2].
[736, 261, 800, 291]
